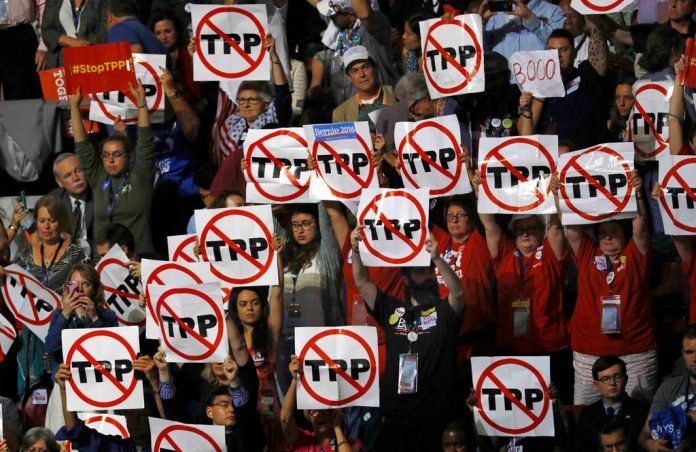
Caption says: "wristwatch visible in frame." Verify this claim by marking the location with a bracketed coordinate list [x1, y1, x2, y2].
[8, 224, 17, 231]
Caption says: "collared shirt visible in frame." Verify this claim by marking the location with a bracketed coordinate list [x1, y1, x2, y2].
[604, 402, 623, 415]
[484, 0, 566, 82]
[2, 0, 46, 49]
[69, 195, 87, 240]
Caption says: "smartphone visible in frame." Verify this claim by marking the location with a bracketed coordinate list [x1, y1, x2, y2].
[19, 191, 27, 209]
[67, 280, 80, 297]
[489, 0, 514, 12]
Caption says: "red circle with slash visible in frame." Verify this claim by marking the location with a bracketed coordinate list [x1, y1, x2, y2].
[422, 19, 483, 94]
[145, 263, 204, 328]
[578, 0, 628, 13]
[659, 157, 696, 233]
[358, 191, 428, 264]
[480, 137, 556, 212]
[65, 329, 139, 408]
[475, 358, 550, 435]
[631, 83, 670, 159]
[91, 59, 163, 123]
[245, 129, 310, 202]
[397, 120, 463, 196]
[195, 6, 267, 79]
[154, 424, 223, 452]
[559, 145, 634, 222]
[171, 235, 198, 263]
[2, 269, 61, 326]
[311, 133, 375, 199]
[156, 287, 224, 361]
[298, 328, 377, 406]
[96, 258, 144, 327]
[199, 209, 274, 284]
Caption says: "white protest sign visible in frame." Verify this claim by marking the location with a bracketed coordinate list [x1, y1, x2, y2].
[195, 205, 279, 286]
[89, 53, 166, 124]
[141, 259, 217, 339]
[570, 0, 635, 15]
[658, 155, 696, 235]
[67, 412, 131, 451]
[191, 4, 269, 81]
[357, 188, 430, 267]
[149, 417, 226, 452]
[629, 80, 672, 161]
[1, 265, 61, 341]
[147, 283, 229, 363]
[295, 326, 379, 409]
[510, 50, 565, 98]
[395, 115, 471, 198]
[558, 143, 636, 225]
[96, 244, 145, 328]
[478, 135, 558, 214]
[168, 234, 200, 263]
[472, 356, 554, 437]
[0, 312, 17, 362]
[244, 128, 312, 204]
[305, 122, 379, 201]
[62, 326, 144, 411]
[419, 14, 484, 99]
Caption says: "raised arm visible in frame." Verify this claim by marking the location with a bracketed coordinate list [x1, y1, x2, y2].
[324, 201, 350, 250]
[631, 170, 650, 256]
[670, 55, 687, 155]
[517, 92, 543, 136]
[160, 67, 200, 142]
[69, 87, 88, 144]
[129, 80, 151, 128]
[280, 355, 301, 444]
[350, 226, 377, 310]
[472, 171, 503, 259]
[548, 173, 567, 261]
[512, 0, 566, 46]
[267, 35, 287, 86]
[56, 363, 78, 431]
[268, 235, 284, 349]
[226, 314, 250, 367]
[585, 15, 609, 77]
[429, 233, 465, 315]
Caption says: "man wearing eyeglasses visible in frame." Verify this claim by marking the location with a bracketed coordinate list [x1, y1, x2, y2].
[575, 355, 649, 452]
[332, 45, 397, 123]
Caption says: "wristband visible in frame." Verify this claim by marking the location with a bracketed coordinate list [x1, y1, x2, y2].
[667, 112, 683, 122]
[136, 103, 147, 108]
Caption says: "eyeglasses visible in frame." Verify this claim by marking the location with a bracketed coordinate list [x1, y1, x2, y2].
[236, 97, 263, 105]
[446, 213, 469, 222]
[210, 400, 233, 408]
[348, 63, 372, 76]
[597, 374, 626, 384]
[408, 97, 428, 120]
[101, 150, 127, 160]
[291, 221, 316, 231]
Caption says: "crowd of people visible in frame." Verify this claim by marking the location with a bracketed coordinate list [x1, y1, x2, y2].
[0, 0, 696, 450]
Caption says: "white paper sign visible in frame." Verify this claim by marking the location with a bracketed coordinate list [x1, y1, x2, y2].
[191, 4, 270, 81]
[295, 326, 379, 409]
[395, 115, 472, 198]
[167, 234, 200, 262]
[357, 188, 430, 267]
[419, 14, 485, 99]
[510, 50, 566, 99]
[305, 122, 379, 201]
[149, 417, 226, 452]
[629, 80, 673, 161]
[62, 326, 144, 411]
[658, 155, 696, 235]
[244, 128, 312, 204]
[76, 412, 130, 439]
[0, 312, 17, 361]
[478, 135, 558, 214]
[89, 53, 166, 124]
[1, 265, 61, 342]
[472, 356, 554, 437]
[147, 283, 229, 363]
[558, 143, 637, 225]
[570, 0, 635, 15]
[96, 244, 145, 328]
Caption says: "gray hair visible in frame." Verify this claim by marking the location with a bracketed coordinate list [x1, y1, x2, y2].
[394, 73, 430, 103]
[20, 427, 60, 452]
[237, 81, 273, 104]
[52, 153, 79, 177]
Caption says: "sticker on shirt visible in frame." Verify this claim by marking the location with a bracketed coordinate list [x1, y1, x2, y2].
[566, 76, 581, 95]
[420, 308, 438, 331]
[347, 249, 352, 265]
[594, 256, 607, 271]
[389, 307, 406, 325]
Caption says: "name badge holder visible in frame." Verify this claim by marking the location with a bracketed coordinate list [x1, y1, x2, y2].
[512, 251, 530, 338]
[288, 272, 302, 319]
[600, 256, 621, 334]
[398, 316, 419, 394]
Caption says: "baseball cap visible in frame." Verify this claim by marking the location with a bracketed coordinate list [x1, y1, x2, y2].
[342, 45, 370, 70]
[317, 0, 352, 17]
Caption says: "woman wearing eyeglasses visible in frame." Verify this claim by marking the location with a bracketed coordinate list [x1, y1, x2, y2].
[69, 81, 156, 254]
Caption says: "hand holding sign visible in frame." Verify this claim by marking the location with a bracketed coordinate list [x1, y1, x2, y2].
[510, 50, 565, 99]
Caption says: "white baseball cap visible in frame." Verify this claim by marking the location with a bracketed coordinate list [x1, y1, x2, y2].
[317, 0, 352, 17]
[342, 45, 371, 70]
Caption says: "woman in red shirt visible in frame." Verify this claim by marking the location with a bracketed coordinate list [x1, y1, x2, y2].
[566, 171, 654, 405]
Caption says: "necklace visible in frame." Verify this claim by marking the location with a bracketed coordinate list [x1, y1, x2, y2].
[42, 242, 61, 265]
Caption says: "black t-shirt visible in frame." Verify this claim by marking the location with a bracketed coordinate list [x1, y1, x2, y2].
[541, 60, 610, 150]
[367, 290, 465, 420]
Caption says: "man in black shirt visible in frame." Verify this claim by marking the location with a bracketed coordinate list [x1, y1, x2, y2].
[350, 227, 467, 452]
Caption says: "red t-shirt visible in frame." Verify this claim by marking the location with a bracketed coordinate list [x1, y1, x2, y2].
[432, 226, 495, 333]
[493, 236, 569, 354]
[570, 235, 655, 355]
[290, 429, 363, 452]
[685, 253, 696, 324]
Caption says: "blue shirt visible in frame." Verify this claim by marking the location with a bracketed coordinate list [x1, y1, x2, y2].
[108, 17, 167, 54]
[484, 0, 566, 81]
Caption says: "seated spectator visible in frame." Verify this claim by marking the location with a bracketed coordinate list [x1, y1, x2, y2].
[566, 172, 655, 405]
[280, 355, 362, 451]
[41, 0, 107, 69]
[332, 45, 397, 123]
[575, 356, 649, 452]
[598, 417, 631, 452]
[639, 325, 696, 451]
[518, 25, 611, 150]
[70, 82, 156, 254]
[106, 0, 166, 54]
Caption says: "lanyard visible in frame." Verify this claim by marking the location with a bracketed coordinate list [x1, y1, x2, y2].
[40, 239, 64, 285]
[604, 255, 615, 294]
[104, 172, 130, 222]
[515, 251, 525, 298]
[70, 0, 86, 30]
